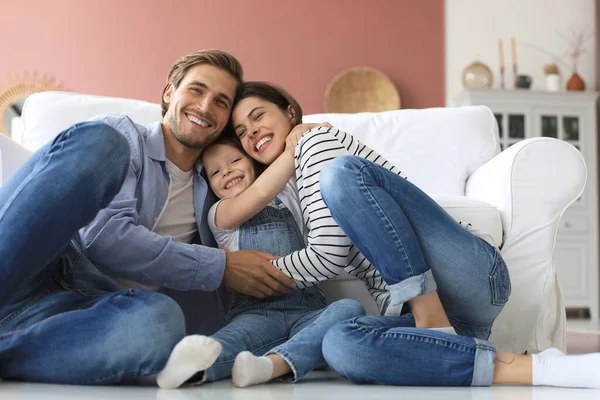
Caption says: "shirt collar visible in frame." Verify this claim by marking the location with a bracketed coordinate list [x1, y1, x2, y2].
[146, 121, 205, 174]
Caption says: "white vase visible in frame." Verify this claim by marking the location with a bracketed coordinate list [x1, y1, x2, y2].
[546, 74, 561, 92]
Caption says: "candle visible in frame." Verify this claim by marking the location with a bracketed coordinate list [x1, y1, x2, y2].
[511, 37, 518, 88]
[499, 39, 505, 89]
[511, 37, 517, 66]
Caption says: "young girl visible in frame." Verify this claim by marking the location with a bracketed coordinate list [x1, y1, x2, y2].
[156, 127, 366, 389]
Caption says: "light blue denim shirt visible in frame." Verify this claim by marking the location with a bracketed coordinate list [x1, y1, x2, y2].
[74, 115, 226, 291]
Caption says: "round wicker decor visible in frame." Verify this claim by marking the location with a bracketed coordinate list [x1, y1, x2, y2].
[0, 73, 65, 136]
[325, 67, 400, 113]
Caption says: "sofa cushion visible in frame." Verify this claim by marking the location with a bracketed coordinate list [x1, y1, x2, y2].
[21, 91, 161, 152]
[431, 194, 502, 248]
[303, 107, 500, 196]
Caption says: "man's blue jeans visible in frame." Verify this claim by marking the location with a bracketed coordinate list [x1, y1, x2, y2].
[320, 156, 511, 386]
[0, 121, 185, 384]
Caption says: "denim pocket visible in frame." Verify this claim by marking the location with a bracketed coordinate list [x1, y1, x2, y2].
[249, 222, 304, 257]
[489, 250, 511, 306]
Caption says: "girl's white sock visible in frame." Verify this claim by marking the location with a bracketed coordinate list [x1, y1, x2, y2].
[231, 351, 274, 388]
[532, 347, 600, 388]
[156, 335, 222, 389]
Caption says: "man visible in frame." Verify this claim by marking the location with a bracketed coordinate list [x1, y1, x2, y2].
[0, 50, 295, 384]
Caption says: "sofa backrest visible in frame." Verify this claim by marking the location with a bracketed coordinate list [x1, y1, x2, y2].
[21, 92, 499, 196]
[304, 107, 500, 196]
[21, 92, 161, 152]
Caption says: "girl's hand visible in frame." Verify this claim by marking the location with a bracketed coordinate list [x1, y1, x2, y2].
[285, 122, 332, 156]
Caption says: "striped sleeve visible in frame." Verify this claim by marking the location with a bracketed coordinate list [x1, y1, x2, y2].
[271, 127, 353, 286]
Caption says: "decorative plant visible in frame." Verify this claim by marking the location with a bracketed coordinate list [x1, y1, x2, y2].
[543, 63, 560, 75]
[558, 26, 593, 73]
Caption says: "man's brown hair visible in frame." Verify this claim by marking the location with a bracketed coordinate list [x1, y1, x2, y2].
[161, 50, 244, 117]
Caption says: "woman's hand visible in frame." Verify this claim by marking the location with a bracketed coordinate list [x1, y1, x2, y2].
[285, 122, 332, 156]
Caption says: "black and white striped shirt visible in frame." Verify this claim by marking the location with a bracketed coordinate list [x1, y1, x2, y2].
[272, 126, 406, 313]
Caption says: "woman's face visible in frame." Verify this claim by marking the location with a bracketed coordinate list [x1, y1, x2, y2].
[231, 97, 294, 165]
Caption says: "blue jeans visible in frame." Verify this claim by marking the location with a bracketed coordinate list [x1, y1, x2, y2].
[320, 156, 511, 386]
[322, 315, 496, 386]
[0, 121, 185, 384]
[204, 197, 366, 382]
[204, 288, 366, 382]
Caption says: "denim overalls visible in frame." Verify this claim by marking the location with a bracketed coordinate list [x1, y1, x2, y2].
[203, 198, 366, 382]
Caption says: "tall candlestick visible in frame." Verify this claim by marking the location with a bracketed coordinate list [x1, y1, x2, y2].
[498, 39, 505, 89]
[511, 37, 518, 88]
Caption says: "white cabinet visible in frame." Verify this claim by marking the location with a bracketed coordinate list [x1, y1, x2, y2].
[456, 89, 599, 319]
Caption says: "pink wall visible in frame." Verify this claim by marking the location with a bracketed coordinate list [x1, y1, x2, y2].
[1, 0, 444, 114]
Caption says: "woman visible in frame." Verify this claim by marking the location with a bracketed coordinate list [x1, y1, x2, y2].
[227, 81, 600, 389]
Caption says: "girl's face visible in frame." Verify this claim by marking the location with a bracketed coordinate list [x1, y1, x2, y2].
[202, 143, 256, 199]
[231, 97, 294, 165]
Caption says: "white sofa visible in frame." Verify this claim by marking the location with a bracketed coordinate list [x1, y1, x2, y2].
[0, 91, 586, 355]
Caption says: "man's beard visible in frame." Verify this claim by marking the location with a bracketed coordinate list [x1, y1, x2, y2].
[167, 114, 214, 150]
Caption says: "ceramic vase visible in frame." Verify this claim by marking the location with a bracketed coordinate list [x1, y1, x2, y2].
[545, 74, 561, 92]
[566, 72, 585, 91]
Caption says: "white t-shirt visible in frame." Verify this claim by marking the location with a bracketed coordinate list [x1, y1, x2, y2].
[153, 159, 198, 242]
[208, 178, 305, 252]
[114, 159, 198, 291]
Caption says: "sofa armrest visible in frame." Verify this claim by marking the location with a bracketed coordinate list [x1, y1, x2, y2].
[466, 138, 585, 247]
[465, 137, 585, 354]
[0, 134, 32, 186]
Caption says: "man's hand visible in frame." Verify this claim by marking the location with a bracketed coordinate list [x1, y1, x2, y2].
[285, 122, 332, 156]
[223, 250, 296, 298]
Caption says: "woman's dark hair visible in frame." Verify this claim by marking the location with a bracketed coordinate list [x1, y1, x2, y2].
[223, 81, 303, 176]
[233, 81, 303, 127]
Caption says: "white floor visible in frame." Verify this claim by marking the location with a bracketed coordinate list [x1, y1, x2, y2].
[2, 371, 600, 400]
[3, 321, 600, 399]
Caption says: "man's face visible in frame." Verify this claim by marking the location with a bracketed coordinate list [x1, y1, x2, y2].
[163, 64, 237, 150]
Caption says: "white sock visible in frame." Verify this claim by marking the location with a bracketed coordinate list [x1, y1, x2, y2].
[156, 335, 222, 389]
[231, 351, 274, 388]
[428, 326, 457, 335]
[532, 347, 600, 388]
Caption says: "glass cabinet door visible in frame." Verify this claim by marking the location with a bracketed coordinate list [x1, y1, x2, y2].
[563, 116, 580, 141]
[534, 107, 585, 206]
[492, 108, 529, 151]
[541, 115, 558, 138]
[534, 108, 583, 144]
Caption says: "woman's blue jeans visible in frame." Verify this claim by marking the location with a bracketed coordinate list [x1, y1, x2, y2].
[320, 156, 511, 386]
[0, 121, 186, 384]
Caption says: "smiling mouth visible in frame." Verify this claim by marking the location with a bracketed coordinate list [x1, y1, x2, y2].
[254, 135, 273, 152]
[186, 113, 212, 128]
[224, 177, 243, 189]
